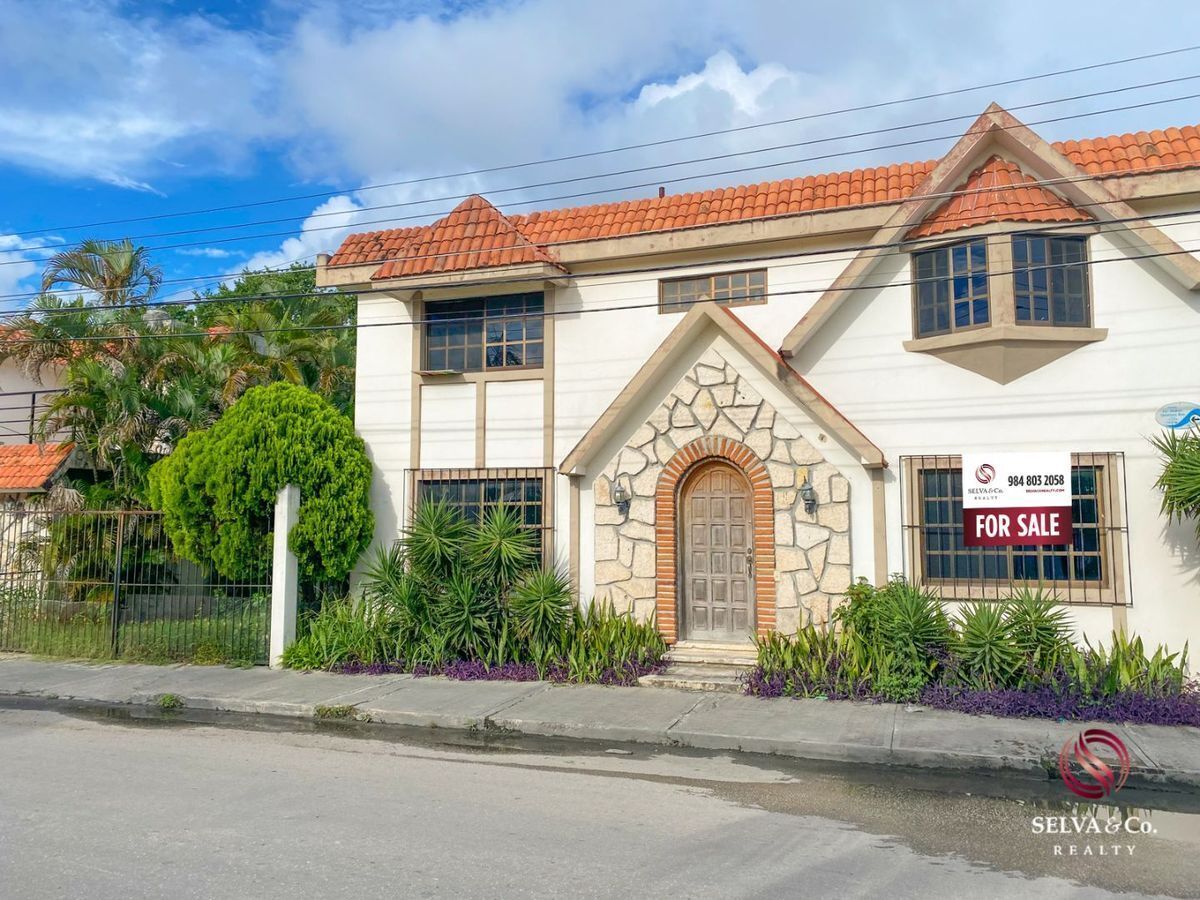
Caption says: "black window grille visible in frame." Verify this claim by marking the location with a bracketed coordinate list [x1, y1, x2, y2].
[900, 453, 1128, 605]
[407, 468, 553, 561]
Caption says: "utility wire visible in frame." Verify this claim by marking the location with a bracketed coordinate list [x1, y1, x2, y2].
[1, 182, 1197, 316]
[6, 71, 1199, 259]
[14, 43, 1200, 238]
[4, 240, 1197, 346]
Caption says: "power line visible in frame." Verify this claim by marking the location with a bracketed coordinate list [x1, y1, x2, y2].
[6, 71, 1199, 260]
[4, 240, 1197, 346]
[15, 43, 1200, 239]
[1, 172, 1197, 313]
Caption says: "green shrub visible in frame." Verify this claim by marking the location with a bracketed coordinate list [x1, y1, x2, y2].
[509, 568, 574, 650]
[148, 382, 373, 582]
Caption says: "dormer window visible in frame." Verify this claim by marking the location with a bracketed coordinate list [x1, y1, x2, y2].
[912, 238, 990, 338]
[1012, 234, 1091, 327]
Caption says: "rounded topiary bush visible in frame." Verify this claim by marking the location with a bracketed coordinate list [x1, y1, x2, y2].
[148, 382, 373, 581]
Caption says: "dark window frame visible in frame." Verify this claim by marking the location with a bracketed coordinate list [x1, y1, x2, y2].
[422, 292, 545, 374]
[911, 238, 991, 338]
[659, 269, 767, 314]
[1012, 233, 1092, 327]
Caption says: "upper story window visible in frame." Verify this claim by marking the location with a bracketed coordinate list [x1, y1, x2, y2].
[912, 238, 990, 338]
[660, 269, 766, 313]
[423, 292, 544, 373]
[1012, 234, 1090, 327]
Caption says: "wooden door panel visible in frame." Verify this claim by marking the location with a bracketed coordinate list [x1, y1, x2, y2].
[681, 463, 755, 640]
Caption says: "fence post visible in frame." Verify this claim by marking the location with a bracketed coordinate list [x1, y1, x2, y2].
[269, 485, 300, 669]
[110, 512, 125, 658]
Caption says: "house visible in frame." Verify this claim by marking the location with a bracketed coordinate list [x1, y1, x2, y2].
[317, 104, 1200, 656]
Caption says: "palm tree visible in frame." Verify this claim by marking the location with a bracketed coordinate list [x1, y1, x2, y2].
[41, 239, 163, 306]
[1153, 427, 1200, 541]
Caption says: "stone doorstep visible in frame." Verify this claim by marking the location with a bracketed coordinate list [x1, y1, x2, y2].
[639, 665, 745, 694]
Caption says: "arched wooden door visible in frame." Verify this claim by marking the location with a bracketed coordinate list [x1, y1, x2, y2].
[680, 461, 755, 640]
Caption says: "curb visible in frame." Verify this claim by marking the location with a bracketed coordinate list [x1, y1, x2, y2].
[9, 686, 1197, 793]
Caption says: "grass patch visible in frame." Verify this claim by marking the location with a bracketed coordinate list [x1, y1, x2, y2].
[0, 589, 269, 665]
[156, 693, 184, 711]
[312, 710, 362, 724]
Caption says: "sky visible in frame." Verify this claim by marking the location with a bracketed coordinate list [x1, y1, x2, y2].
[0, 0, 1198, 309]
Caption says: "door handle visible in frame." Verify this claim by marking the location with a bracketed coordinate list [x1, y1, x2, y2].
[745, 549, 754, 577]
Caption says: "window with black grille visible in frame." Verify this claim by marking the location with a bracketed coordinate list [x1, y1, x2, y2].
[901, 453, 1126, 604]
[408, 468, 553, 560]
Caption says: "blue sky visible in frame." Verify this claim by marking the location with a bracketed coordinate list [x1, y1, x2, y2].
[0, 0, 1198, 309]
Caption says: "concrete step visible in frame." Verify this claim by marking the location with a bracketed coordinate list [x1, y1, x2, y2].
[667, 647, 758, 668]
[638, 668, 745, 693]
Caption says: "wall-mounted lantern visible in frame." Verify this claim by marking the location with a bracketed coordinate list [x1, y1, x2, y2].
[799, 470, 818, 515]
[612, 479, 632, 518]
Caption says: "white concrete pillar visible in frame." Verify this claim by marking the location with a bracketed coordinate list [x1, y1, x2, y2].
[269, 484, 301, 669]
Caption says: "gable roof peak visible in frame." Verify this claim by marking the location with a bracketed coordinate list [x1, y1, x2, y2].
[907, 154, 1092, 239]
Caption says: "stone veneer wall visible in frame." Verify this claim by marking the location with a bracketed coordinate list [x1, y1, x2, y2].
[593, 349, 851, 634]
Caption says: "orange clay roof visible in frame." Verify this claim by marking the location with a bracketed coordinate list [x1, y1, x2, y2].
[907, 156, 1092, 239]
[370, 195, 563, 279]
[0, 442, 73, 492]
[328, 122, 1200, 275]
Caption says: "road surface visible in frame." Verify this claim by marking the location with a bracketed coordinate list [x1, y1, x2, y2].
[1, 703, 1197, 898]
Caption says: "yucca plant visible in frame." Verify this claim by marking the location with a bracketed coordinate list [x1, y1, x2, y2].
[466, 505, 537, 597]
[878, 578, 951, 675]
[1003, 586, 1070, 682]
[953, 601, 1021, 690]
[435, 569, 500, 658]
[403, 499, 470, 583]
[509, 567, 574, 651]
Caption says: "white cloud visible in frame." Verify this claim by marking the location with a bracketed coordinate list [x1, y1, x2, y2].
[0, 1, 280, 189]
[176, 247, 246, 259]
[0, 234, 59, 311]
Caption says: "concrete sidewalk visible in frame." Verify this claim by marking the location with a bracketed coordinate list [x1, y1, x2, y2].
[3, 655, 1198, 790]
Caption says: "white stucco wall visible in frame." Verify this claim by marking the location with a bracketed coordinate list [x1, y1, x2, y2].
[353, 295, 415, 551]
[356, 202, 1200, 652]
[792, 229, 1200, 650]
[485, 380, 542, 466]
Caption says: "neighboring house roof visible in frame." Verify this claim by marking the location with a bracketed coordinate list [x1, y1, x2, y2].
[558, 304, 885, 476]
[327, 112, 1200, 280]
[0, 442, 74, 492]
[907, 155, 1092, 240]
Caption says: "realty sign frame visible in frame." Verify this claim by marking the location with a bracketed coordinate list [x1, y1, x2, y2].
[962, 451, 1073, 547]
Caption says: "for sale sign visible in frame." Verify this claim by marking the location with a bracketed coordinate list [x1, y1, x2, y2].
[962, 452, 1072, 547]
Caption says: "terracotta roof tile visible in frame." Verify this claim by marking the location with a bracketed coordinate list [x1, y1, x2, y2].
[328, 119, 1200, 277]
[0, 442, 73, 492]
[908, 156, 1092, 239]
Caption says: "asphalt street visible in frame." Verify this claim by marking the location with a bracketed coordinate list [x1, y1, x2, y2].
[1, 704, 1197, 899]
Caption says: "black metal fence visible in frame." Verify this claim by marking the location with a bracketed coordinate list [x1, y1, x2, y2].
[0, 389, 68, 443]
[898, 452, 1131, 606]
[0, 508, 270, 663]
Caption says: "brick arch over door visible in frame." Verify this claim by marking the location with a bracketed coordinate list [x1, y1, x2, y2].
[654, 436, 776, 643]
